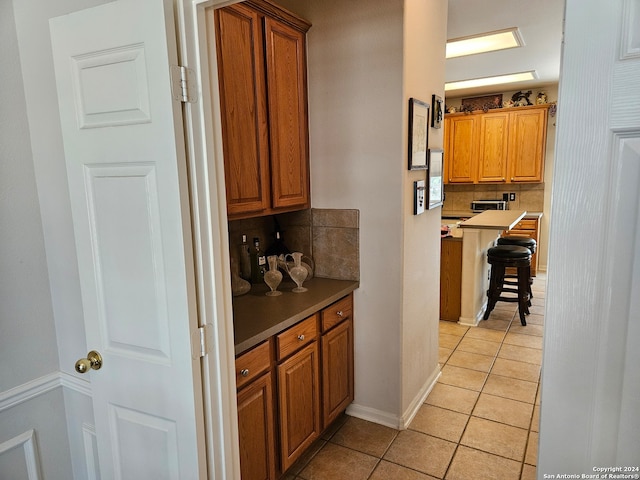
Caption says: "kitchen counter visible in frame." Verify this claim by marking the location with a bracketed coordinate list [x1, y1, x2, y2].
[459, 209, 527, 230]
[233, 277, 359, 355]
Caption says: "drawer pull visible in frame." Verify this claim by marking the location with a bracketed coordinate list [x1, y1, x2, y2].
[240, 369, 249, 377]
[336, 310, 344, 317]
[297, 334, 305, 341]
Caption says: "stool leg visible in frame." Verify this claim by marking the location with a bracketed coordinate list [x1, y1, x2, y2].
[483, 264, 504, 320]
[517, 265, 530, 326]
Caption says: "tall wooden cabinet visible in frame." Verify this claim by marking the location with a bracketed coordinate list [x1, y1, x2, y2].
[214, 1, 311, 219]
[444, 105, 549, 184]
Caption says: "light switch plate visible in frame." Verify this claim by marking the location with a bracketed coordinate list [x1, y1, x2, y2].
[414, 180, 426, 215]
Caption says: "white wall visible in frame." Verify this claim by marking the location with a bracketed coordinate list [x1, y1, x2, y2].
[400, 0, 447, 419]
[276, 0, 446, 426]
[1, 0, 72, 477]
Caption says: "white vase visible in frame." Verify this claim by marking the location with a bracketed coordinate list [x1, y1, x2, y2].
[264, 255, 283, 296]
[285, 252, 308, 293]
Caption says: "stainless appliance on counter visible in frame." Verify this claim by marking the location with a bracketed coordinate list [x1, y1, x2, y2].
[471, 200, 508, 213]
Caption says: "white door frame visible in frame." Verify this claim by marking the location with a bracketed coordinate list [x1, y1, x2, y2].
[174, 0, 242, 478]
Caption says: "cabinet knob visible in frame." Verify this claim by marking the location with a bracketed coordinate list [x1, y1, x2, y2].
[297, 334, 305, 341]
[502, 178, 506, 182]
[511, 177, 514, 181]
[240, 369, 249, 377]
[336, 310, 343, 317]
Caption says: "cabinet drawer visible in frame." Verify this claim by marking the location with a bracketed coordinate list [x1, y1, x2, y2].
[321, 294, 353, 332]
[277, 314, 318, 361]
[512, 219, 537, 231]
[236, 340, 272, 390]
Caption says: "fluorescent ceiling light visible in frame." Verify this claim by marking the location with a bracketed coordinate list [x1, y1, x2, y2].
[445, 71, 537, 92]
[446, 28, 523, 59]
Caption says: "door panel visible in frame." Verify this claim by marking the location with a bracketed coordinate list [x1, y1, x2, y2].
[50, 0, 206, 477]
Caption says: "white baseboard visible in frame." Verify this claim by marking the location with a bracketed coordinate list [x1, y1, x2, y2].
[346, 366, 441, 430]
[398, 367, 441, 430]
[0, 371, 91, 413]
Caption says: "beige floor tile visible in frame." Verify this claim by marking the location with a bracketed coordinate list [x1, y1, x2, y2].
[447, 350, 495, 373]
[457, 337, 501, 357]
[287, 439, 326, 475]
[409, 404, 469, 443]
[483, 374, 538, 404]
[320, 413, 348, 440]
[521, 463, 537, 480]
[472, 393, 534, 429]
[298, 443, 377, 480]
[535, 385, 541, 405]
[484, 308, 516, 322]
[509, 323, 544, 337]
[439, 365, 488, 391]
[525, 313, 545, 325]
[531, 405, 540, 432]
[440, 333, 463, 349]
[491, 358, 541, 383]
[525, 431, 538, 466]
[426, 383, 480, 414]
[439, 347, 453, 365]
[504, 332, 543, 350]
[530, 296, 546, 306]
[329, 416, 397, 458]
[460, 417, 528, 461]
[465, 327, 507, 343]
[478, 318, 512, 331]
[499, 344, 543, 365]
[445, 445, 522, 480]
[527, 305, 546, 316]
[383, 430, 457, 478]
[439, 322, 469, 336]
[369, 460, 439, 480]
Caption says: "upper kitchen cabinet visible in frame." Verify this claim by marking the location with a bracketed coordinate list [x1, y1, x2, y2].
[214, 1, 311, 219]
[444, 115, 479, 184]
[444, 104, 550, 184]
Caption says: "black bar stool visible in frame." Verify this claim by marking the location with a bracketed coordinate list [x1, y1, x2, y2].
[497, 235, 537, 303]
[484, 245, 532, 326]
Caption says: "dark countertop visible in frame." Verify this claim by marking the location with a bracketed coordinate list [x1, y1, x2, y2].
[233, 277, 359, 355]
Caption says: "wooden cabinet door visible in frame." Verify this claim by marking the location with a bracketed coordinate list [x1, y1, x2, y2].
[477, 111, 509, 183]
[321, 319, 354, 428]
[508, 108, 548, 182]
[237, 372, 277, 480]
[215, 4, 271, 216]
[264, 18, 310, 210]
[277, 342, 320, 472]
[445, 115, 478, 183]
[440, 238, 463, 322]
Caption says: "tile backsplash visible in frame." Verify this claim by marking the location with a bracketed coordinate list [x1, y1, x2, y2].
[228, 208, 360, 281]
[442, 183, 545, 214]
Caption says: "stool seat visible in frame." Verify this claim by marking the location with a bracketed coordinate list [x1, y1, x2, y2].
[488, 245, 531, 259]
[484, 245, 532, 326]
[497, 236, 537, 254]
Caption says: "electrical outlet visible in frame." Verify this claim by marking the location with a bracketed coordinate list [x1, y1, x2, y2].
[502, 193, 509, 201]
[509, 192, 516, 201]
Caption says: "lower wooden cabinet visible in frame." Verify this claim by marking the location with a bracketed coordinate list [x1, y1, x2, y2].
[237, 371, 276, 480]
[277, 341, 321, 471]
[440, 237, 463, 322]
[235, 293, 355, 479]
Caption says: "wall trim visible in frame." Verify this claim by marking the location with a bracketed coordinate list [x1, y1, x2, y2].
[0, 372, 91, 413]
[346, 403, 402, 430]
[0, 429, 42, 480]
[398, 367, 441, 430]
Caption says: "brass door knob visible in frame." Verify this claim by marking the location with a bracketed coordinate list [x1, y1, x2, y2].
[75, 350, 103, 374]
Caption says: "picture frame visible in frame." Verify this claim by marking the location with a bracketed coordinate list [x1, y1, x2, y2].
[431, 94, 443, 128]
[427, 148, 444, 209]
[408, 98, 429, 170]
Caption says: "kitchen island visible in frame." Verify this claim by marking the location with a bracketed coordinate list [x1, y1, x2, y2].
[457, 210, 527, 326]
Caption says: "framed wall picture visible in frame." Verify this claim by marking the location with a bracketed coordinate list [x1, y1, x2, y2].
[408, 98, 429, 170]
[428, 149, 444, 209]
[431, 94, 443, 128]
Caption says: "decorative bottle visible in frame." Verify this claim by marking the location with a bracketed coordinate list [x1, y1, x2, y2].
[239, 234, 251, 281]
[263, 255, 283, 296]
[250, 237, 267, 284]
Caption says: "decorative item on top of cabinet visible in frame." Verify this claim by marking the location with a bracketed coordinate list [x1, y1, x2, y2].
[213, 1, 311, 220]
[444, 104, 549, 184]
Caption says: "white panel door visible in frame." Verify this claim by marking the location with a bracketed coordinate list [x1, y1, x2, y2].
[50, 0, 207, 478]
